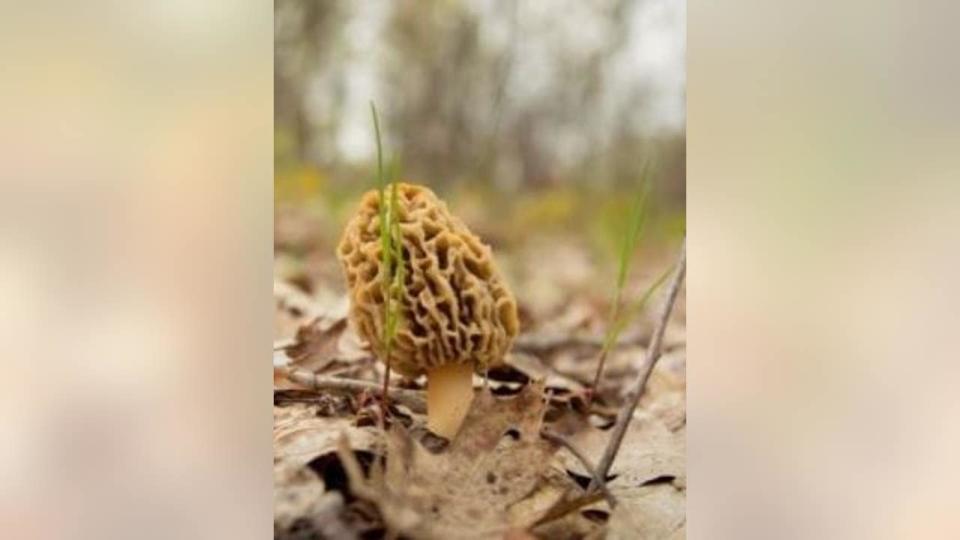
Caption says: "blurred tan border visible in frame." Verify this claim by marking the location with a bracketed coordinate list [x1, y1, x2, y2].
[689, 0, 960, 537]
[4, 1, 960, 538]
[0, 3, 273, 539]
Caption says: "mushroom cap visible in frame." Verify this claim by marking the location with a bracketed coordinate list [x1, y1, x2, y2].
[337, 183, 519, 378]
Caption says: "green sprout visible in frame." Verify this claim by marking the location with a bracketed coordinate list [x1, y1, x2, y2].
[371, 101, 405, 404]
[589, 160, 668, 401]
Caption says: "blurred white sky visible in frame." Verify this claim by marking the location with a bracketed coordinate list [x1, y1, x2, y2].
[332, 0, 686, 161]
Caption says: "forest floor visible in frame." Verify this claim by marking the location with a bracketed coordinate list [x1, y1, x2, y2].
[273, 199, 686, 539]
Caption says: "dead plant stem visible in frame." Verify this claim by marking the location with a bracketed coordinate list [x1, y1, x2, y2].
[589, 238, 686, 493]
[540, 429, 618, 508]
[281, 367, 426, 413]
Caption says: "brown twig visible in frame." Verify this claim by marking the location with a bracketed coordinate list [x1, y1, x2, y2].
[589, 238, 686, 492]
[281, 366, 426, 413]
[586, 346, 613, 408]
[540, 429, 617, 508]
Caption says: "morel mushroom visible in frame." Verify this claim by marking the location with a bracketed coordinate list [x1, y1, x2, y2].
[337, 183, 519, 438]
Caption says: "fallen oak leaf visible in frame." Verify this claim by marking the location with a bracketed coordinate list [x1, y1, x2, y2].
[340, 381, 571, 539]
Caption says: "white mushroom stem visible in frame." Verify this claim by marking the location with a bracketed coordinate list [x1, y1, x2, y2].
[426, 362, 475, 439]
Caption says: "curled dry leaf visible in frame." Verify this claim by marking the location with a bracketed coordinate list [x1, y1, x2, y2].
[274, 403, 380, 467]
[339, 381, 577, 539]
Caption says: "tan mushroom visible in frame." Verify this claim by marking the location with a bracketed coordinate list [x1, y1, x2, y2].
[337, 183, 519, 438]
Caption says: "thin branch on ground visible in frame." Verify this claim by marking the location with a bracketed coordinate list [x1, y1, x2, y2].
[280, 366, 426, 413]
[589, 238, 686, 492]
[588, 346, 615, 405]
[540, 429, 618, 508]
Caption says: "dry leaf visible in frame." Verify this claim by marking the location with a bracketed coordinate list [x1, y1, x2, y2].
[558, 412, 684, 490]
[342, 382, 567, 539]
[274, 280, 349, 339]
[605, 483, 685, 540]
[273, 207, 686, 538]
[547, 412, 684, 540]
[284, 317, 348, 372]
[505, 352, 586, 395]
[647, 390, 686, 432]
[274, 404, 380, 467]
[274, 460, 355, 538]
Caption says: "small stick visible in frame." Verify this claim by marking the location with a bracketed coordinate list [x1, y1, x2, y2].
[540, 429, 618, 508]
[589, 238, 685, 492]
[587, 346, 612, 407]
[281, 366, 426, 413]
[377, 347, 392, 465]
[588, 289, 624, 405]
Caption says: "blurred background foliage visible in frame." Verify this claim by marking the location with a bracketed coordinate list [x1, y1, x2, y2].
[275, 0, 685, 295]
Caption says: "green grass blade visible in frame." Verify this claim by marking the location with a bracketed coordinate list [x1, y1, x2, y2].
[387, 161, 404, 341]
[605, 161, 654, 348]
[370, 101, 394, 352]
[616, 160, 653, 291]
[603, 262, 674, 350]
[591, 160, 657, 396]
[370, 102, 406, 357]
[371, 102, 384, 189]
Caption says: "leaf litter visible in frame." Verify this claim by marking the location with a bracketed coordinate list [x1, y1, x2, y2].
[273, 225, 685, 539]
[335, 382, 575, 539]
